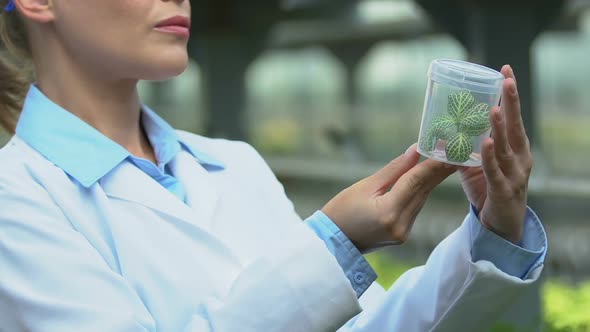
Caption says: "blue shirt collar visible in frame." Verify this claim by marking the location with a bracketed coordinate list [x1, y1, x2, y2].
[16, 85, 225, 187]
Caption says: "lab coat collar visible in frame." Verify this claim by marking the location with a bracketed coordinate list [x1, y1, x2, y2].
[141, 106, 225, 171]
[100, 160, 199, 226]
[15, 84, 225, 188]
[100, 150, 221, 229]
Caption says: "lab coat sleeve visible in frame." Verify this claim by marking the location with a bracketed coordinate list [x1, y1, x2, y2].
[338, 209, 545, 332]
[184, 220, 361, 331]
[197, 139, 547, 332]
[0, 164, 362, 332]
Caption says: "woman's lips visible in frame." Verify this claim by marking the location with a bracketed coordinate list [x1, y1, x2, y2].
[154, 25, 190, 37]
[155, 16, 191, 38]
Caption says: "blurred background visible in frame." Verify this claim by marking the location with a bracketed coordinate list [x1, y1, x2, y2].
[2, 0, 590, 330]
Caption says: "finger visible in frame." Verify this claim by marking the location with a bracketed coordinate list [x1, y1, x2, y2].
[458, 164, 482, 182]
[501, 67, 528, 153]
[388, 198, 428, 245]
[490, 106, 515, 171]
[481, 137, 505, 190]
[398, 187, 429, 229]
[383, 158, 456, 208]
[367, 143, 420, 194]
[403, 197, 428, 224]
[501, 64, 516, 85]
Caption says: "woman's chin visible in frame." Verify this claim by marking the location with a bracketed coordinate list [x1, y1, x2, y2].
[141, 57, 189, 81]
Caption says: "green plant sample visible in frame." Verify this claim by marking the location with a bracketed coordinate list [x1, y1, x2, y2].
[420, 90, 491, 163]
[446, 132, 473, 162]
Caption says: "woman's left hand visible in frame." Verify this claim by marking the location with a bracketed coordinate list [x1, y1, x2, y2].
[459, 65, 533, 244]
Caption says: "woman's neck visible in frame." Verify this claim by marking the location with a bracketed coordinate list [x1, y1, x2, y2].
[34, 56, 157, 164]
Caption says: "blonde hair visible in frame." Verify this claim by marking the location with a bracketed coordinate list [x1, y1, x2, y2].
[0, 1, 33, 133]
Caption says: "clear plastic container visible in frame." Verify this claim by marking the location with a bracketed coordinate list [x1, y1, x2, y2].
[417, 59, 504, 167]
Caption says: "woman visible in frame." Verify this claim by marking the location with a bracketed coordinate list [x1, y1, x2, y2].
[0, 0, 546, 331]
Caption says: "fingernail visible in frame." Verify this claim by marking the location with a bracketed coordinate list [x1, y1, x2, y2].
[405, 145, 415, 157]
[509, 65, 515, 76]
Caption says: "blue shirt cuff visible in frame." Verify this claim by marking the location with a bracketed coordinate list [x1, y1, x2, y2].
[305, 211, 378, 298]
[468, 205, 547, 279]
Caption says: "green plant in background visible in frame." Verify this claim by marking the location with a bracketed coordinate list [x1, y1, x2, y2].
[420, 90, 491, 163]
[543, 281, 590, 332]
[365, 253, 413, 289]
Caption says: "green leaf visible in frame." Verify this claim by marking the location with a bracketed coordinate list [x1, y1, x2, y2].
[460, 103, 490, 136]
[420, 115, 456, 152]
[419, 130, 437, 152]
[429, 115, 456, 139]
[448, 90, 475, 121]
[446, 133, 473, 163]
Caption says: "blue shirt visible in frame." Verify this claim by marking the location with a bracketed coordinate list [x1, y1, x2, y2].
[16, 85, 225, 202]
[16, 84, 547, 299]
[307, 205, 547, 297]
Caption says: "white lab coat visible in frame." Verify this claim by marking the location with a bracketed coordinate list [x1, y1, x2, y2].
[0, 132, 542, 332]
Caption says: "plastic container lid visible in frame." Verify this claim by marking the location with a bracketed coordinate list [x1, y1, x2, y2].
[428, 59, 504, 94]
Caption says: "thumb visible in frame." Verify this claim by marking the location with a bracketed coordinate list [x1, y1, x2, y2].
[366, 144, 420, 193]
[387, 158, 457, 208]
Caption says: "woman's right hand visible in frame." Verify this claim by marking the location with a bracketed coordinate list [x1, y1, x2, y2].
[322, 145, 456, 253]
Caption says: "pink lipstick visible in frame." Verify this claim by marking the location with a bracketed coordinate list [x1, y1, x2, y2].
[155, 16, 191, 38]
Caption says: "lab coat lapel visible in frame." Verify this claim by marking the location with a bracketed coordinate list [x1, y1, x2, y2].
[169, 151, 220, 229]
[101, 162, 197, 225]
